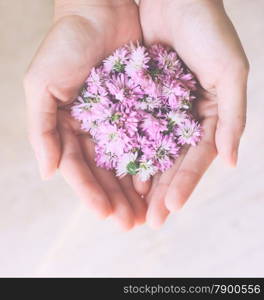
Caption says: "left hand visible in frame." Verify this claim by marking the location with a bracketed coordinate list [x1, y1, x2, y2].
[138, 0, 249, 228]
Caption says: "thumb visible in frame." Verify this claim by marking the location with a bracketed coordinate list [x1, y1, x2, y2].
[215, 63, 249, 166]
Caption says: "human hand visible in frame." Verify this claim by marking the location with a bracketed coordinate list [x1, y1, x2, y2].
[139, 0, 249, 228]
[24, 0, 147, 230]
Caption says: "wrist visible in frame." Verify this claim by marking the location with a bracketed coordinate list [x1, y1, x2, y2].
[54, 0, 135, 22]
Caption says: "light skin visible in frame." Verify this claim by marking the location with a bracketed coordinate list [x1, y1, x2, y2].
[24, 0, 148, 230]
[139, 0, 249, 228]
[24, 0, 249, 229]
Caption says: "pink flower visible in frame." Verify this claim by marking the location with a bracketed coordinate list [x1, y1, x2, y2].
[112, 106, 140, 137]
[162, 80, 189, 109]
[137, 160, 157, 182]
[106, 73, 142, 102]
[140, 113, 167, 139]
[95, 123, 129, 156]
[148, 44, 168, 59]
[71, 43, 201, 181]
[104, 47, 129, 73]
[85, 67, 107, 95]
[95, 145, 118, 169]
[167, 110, 187, 125]
[125, 45, 150, 78]
[116, 152, 138, 177]
[176, 119, 201, 146]
[136, 95, 162, 111]
[157, 51, 180, 75]
[153, 134, 179, 171]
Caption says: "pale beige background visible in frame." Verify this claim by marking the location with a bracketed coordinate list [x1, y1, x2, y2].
[0, 0, 263, 277]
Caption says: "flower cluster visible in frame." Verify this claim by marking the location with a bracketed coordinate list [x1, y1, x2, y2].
[71, 44, 201, 181]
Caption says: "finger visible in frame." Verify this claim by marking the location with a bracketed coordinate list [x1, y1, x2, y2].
[146, 147, 188, 229]
[216, 67, 248, 166]
[165, 117, 217, 212]
[59, 120, 112, 219]
[132, 175, 152, 196]
[119, 175, 147, 225]
[24, 84, 60, 180]
[23, 20, 104, 179]
[80, 136, 135, 231]
[145, 173, 161, 205]
[146, 175, 168, 229]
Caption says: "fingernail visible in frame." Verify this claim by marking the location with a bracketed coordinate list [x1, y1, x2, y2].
[147, 214, 166, 230]
[37, 155, 50, 180]
[231, 148, 238, 167]
[39, 163, 49, 180]
[165, 196, 182, 212]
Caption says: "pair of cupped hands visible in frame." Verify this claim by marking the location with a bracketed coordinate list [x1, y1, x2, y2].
[24, 0, 249, 230]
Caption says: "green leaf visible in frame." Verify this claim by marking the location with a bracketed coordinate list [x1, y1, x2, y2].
[149, 67, 161, 80]
[113, 61, 125, 73]
[83, 96, 100, 104]
[126, 161, 139, 175]
[111, 113, 121, 122]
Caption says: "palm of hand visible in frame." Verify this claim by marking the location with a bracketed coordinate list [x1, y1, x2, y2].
[25, 1, 248, 230]
[138, 0, 248, 228]
[25, 5, 147, 230]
